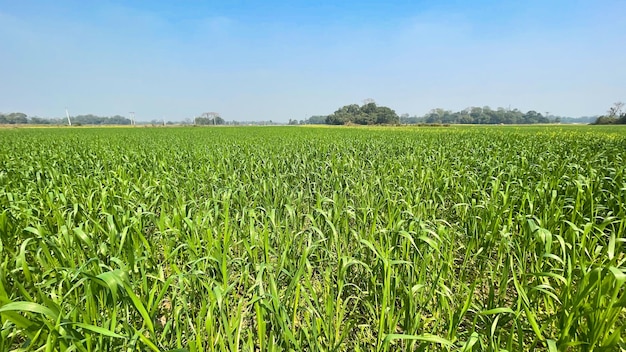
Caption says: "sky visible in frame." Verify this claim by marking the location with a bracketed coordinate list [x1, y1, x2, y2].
[1, 0, 625, 122]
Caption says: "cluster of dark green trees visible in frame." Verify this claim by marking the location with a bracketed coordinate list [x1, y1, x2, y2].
[412, 107, 554, 124]
[325, 102, 399, 125]
[300, 115, 327, 124]
[302, 104, 569, 125]
[0, 113, 28, 124]
[594, 102, 626, 125]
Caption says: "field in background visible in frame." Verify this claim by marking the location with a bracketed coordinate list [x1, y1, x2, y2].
[0, 126, 624, 351]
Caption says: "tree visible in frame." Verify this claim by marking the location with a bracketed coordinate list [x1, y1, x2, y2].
[29, 117, 51, 124]
[0, 112, 28, 124]
[214, 115, 225, 125]
[303, 115, 328, 124]
[195, 117, 211, 125]
[594, 102, 626, 125]
[326, 104, 360, 125]
[196, 114, 225, 125]
[325, 102, 399, 125]
[108, 115, 132, 125]
[458, 114, 474, 124]
[425, 110, 442, 124]
[373, 106, 399, 124]
[594, 116, 618, 125]
[326, 112, 349, 125]
[608, 102, 624, 118]
[523, 111, 541, 124]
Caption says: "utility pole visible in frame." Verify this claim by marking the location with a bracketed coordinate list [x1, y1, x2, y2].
[65, 107, 72, 126]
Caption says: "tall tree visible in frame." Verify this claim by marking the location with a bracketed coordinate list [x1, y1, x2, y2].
[325, 102, 398, 125]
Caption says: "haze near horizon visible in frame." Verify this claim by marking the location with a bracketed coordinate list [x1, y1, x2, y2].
[1, 0, 625, 122]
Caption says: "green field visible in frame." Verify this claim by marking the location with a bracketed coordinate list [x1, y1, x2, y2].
[0, 126, 625, 351]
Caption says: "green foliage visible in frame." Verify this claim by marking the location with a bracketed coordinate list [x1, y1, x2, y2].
[594, 102, 626, 125]
[594, 116, 619, 125]
[0, 113, 132, 125]
[326, 102, 399, 125]
[302, 115, 328, 124]
[0, 113, 27, 124]
[421, 106, 553, 124]
[71, 114, 132, 125]
[0, 125, 625, 351]
[196, 115, 225, 125]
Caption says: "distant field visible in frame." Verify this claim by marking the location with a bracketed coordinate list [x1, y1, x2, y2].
[0, 126, 624, 351]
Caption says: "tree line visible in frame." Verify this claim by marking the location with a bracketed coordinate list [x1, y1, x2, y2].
[300, 104, 582, 125]
[0, 113, 28, 124]
[0, 112, 270, 126]
[4, 102, 622, 126]
[412, 107, 554, 124]
[0, 113, 132, 125]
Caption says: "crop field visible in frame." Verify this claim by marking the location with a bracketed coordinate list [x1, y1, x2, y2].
[0, 125, 625, 351]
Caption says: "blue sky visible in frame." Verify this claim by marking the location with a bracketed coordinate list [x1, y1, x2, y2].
[1, 0, 625, 121]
